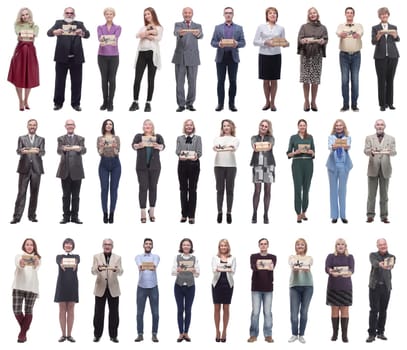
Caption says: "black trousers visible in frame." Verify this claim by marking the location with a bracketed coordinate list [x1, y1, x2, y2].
[61, 177, 82, 220]
[368, 284, 391, 336]
[178, 160, 200, 218]
[375, 57, 398, 107]
[13, 170, 41, 220]
[136, 168, 161, 209]
[133, 50, 157, 101]
[93, 288, 119, 339]
[54, 61, 83, 107]
[98, 55, 119, 105]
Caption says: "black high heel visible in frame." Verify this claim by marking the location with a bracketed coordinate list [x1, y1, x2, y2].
[217, 212, 223, 223]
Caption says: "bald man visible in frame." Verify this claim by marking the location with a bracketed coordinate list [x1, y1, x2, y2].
[366, 239, 395, 342]
[364, 119, 396, 223]
[56, 119, 86, 224]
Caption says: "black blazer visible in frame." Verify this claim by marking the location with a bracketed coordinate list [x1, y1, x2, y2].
[371, 23, 400, 59]
[47, 20, 90, 63]
[250, 135, 276, 167]
[56, 134, 86, 180]
[132, 133, 165, 171]
[16, 135, 45, 175]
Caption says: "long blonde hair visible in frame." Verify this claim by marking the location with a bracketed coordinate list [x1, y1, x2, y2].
[217, 239, 231, 257]
[15, 7, 34, 26]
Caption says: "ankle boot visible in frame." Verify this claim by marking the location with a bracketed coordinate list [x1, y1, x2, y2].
[331, 317, 339, 341]
[251, 212, 257, 223]
[108, 212, 114, 224]
[341, 317, 349, 342]
[103, 213, 108, 224]
[263, 213, 269, 224]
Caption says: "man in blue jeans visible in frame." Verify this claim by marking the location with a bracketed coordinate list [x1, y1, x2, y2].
[134, 238, 160, 343]
[336, 7, 363, 112]
[247, 238, 277, 343]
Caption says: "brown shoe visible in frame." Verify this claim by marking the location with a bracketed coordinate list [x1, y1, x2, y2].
[265, 336, 274, 343]
[366, 217, 374, 223]
[381, 217, 390, 224]
[247, 336, 257, 343]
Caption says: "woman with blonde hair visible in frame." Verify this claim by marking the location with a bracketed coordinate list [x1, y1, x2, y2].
[325, 238, 354, 342]
[326, 119, 352, 223]
[212, 239, 236, 342]
[8, 8, 40, 111]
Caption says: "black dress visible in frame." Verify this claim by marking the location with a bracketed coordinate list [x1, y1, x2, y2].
[212, 260, 234, 304]
[54, 254, 80, 302]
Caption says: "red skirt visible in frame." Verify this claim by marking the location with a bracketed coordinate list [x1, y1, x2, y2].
[7, 41, 40, 88]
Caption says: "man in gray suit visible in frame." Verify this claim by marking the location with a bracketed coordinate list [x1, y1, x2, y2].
[172, 7, 203, 112]
[364, 119, 396, 223]
[11, 119, 45, 224]
[57, 119, 86, 224]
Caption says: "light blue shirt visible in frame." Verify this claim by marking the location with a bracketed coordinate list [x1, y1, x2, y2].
[135, 253, 160, 288]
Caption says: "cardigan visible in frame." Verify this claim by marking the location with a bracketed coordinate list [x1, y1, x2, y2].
[212, 255, 236, 288]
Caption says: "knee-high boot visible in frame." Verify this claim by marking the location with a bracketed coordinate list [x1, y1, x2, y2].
[331, 317, 339, 341]
[341, 317, 349, 343]
[18, 314, 33, 343]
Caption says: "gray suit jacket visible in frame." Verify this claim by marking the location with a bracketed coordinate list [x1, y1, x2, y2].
[371, 23, 400, 59]
[211, 23, 245, 63]
[172, 21, 203, 66]
[16, 134, 45, 175]
[364, 133, 396, 178]
[92, 253, 123, 297]
[56, 134, 86, 180]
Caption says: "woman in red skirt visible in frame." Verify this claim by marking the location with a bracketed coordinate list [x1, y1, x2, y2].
[8, 8, 40, 111]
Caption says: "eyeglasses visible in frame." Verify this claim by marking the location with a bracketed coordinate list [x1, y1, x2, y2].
[65, 12, 74, 15]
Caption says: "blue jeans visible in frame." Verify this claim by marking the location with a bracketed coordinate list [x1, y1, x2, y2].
[339, 51, 361, 108]
[174, 284, 195, 333]
[328, 162, 349, 219]
[136, 286, 159, 335]
[99, 156, 121, 213]
[290, 286, 313, 336]
[250, 291, 273, 337]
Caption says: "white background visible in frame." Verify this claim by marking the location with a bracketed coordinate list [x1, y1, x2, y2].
[2, 0, 405, 349]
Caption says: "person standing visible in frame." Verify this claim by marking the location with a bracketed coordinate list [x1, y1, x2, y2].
[47, 7, 90, 111]
[372, 7, 400, 111]
[134, 238, 160, 343]
[7, 7, 39, 111]
[247, 238, 277, 343]
[92, 238, 123, 343]
[97, 7, 121, 112]
[11, 119, 45, 224]
[253, 7, 286, 111]
[56, 119, 86, 224]
[364, 119, 396, 223]
[366, 238, 396, 342]
[326, 119, 352, 223]
[97, 119, 121, 224]
[54, 238, 79, 343]
[176, 119, 202, 224]
[211, 7, 246, 112]
[12, 238, 41, 343]
[337, 7, 363, 111]
[172, 7, 203, 112]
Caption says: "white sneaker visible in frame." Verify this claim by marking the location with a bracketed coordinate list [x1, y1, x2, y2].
[298, 336, 306, 344]
[288, 335, 298, 342]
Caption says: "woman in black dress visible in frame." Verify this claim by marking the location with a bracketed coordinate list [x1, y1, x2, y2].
[211, 239, 236, 342]
[54, 238, 80, 342]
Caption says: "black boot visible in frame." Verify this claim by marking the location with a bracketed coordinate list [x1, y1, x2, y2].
[331, 317, 339, 341]
[100, 100, 108, 110]
[108, 212, 114, 224]
[341, 317, 349, 343]
[103, 213, 108, 224]
[251, 212, 257, 223]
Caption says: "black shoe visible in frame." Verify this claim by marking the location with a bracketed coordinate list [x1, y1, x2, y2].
[66, 336, 76, 343]
[29, 217, 38, 222]
[340, 106, 349, 112]
[226, 213, 232, 224]
[188, 218, 195, 224]
[217, 212, 223, 223]
[180, 217, 187, 223]
[60, 218, 70, 224]
[380, 106, 386, 111]
[134, 334, 144, 342]
[351, 105, 359, 111]
[215, 105, 224, 111]
[108, 212, 114, 224]
[72, 105, 82, 112]
[58, 336, 66, 342]
[311, 105, 318, 112]
[251, 213, 257, 224]
[100, 103, 108, 111]
[366, 335, 375, 343]
[388, 105, 395, 110]
[107, 104, 114, 112]
[341, 218, 348, 224]
[176, 106, 185, 112]
[263, 214, 269, 224]
[93, 337, 100, 342]
[129, 101, 139, 111]
[152, 334, 159, 342]
[144, 102, 151, 112]
[110, 337, 119, 343]
[71, 218, 83, 224]
[103, 213, 108, 224]
[332, 218, 338, 223]
[229, 105, 237, 112]
[10, 218, 20, 224]
[53, 104, 62, 111]
[377, 334, 387, 340]
[186, 105, 196, 111]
